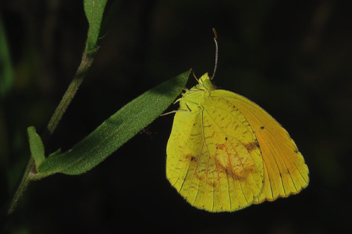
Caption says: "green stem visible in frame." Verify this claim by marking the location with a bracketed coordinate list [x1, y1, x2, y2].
[1, 49, 97, 227]
[7, 158, 35, 214]
[42, 51, 96, 144]
[0, 158, 35, 229]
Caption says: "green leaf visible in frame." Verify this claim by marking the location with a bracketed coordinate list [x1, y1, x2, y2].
[37, 70, 191, 177]
[27, 126, 45, 170]
[84, 0, 108, 52]
[0, 14, 13, 98]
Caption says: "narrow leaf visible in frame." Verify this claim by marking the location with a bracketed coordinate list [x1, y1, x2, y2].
[27, 126, 45, 170]
[37, 70, 191, 177]
[84, 0, 108, 52]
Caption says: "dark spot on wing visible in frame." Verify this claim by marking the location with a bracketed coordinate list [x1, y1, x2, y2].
[243, 141, 260, 153]
[184, 154, 199, 163]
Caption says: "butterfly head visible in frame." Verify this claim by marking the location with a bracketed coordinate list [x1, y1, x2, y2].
[198, 73, 216, 91]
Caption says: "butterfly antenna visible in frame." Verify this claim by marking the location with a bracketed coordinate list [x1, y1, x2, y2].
[192, 70, 199, 82]
[211, 28, 218, 80]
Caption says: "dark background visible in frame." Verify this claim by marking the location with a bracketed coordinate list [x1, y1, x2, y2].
[1, 0, 351, 233]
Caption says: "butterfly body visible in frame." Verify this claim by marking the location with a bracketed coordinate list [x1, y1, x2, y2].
[166, 73, 309, 212]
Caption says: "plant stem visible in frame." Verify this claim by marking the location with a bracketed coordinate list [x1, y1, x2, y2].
[7, 158, 35, 214]
[0, 157, 35, 230]
[1, 50, 97, 226]
[42, 51, 96, 144]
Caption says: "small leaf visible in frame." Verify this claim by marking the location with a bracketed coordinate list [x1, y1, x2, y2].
[84, 0, 108, 52]
[27, 126, 45, 170]
[38, 70, 191, 176]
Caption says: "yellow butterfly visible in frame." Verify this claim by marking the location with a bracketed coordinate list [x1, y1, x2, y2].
[166, 32, 309, 212]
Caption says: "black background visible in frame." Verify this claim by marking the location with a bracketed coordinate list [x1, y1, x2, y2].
[1, 0, 351, 233]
